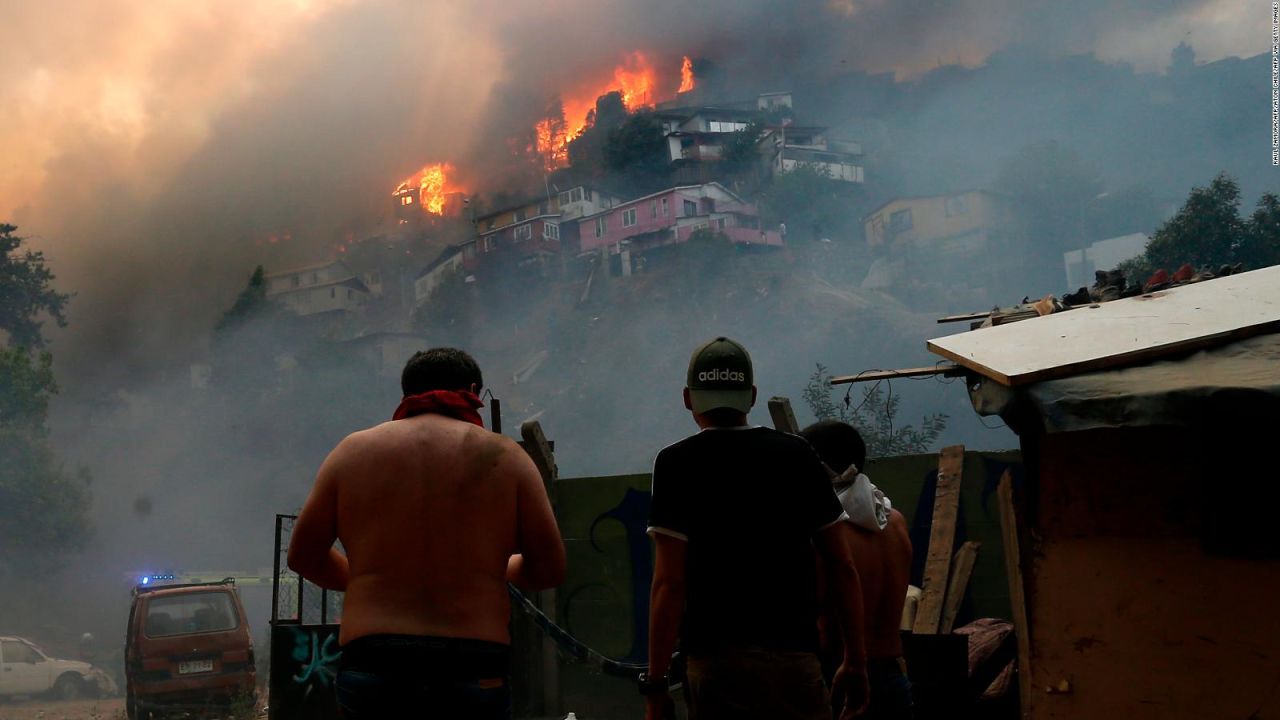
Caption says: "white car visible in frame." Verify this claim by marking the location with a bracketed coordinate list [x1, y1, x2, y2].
[0, 636, 116, 700]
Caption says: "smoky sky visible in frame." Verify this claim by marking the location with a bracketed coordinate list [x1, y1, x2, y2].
[0, 0, 1262, 388]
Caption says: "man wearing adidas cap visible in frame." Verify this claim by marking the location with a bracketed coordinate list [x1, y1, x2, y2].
[641, 337, 870, 720]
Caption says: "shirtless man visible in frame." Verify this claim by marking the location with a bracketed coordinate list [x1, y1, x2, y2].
[802, 420, 915, 720]
[287, 348, 565, 719]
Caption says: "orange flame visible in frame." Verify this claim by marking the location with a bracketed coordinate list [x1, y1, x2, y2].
[536, 52, 659, 172]
[678, 56, 695, 93]
[393, 162, 457, 215]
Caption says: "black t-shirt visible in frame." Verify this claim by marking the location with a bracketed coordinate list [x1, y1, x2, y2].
[647, 426, 845, 655]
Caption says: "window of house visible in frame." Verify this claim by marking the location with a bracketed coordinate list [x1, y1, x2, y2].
[716, 218, 726, 230]
[330, 288, 336, 299]
[291, 275, 300, 288]
[401, 196, 413, 206]
[544, 223, 560, 240]
[558, 191, 570, 205]
[348, 289, 354, 300]
[483, 236, 495, 252]
[595, 216, 608, 238]
[661, 197, 669, 216]
[650, 200, 658, 219]
[622, 208, 637, 227]
[514, 224, 532, 241]
[889, 209, 913, 233]
[310, 272, 318, 284]
[945, 195, 969, 217]
[515, 208, 527, 222]
[683, 199, 698, 216]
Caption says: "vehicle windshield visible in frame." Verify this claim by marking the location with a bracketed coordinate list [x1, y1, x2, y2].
[145, 591, 239, 637]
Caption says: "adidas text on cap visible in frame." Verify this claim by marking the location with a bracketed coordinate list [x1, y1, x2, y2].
[686, 336, 754, 414]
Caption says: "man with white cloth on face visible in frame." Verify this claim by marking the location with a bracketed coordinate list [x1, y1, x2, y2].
[802, 420, 915, 720]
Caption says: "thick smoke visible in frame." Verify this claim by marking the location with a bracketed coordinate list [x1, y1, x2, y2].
[0, 0, 1264, 658]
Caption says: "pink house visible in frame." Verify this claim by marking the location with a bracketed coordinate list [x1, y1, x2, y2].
[575, 183, 783, 256]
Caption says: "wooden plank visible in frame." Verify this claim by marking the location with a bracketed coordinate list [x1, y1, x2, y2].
[939, 541, 981, 634]
[830, 365, 964, 385]
[937, 311, 993, 324]
[927, 265, 1280, 387]
[912, 444, 965, 634]
[997, 470, 1033, 718]
[517, 420, 560, 715]
[767, 396, 800, 434]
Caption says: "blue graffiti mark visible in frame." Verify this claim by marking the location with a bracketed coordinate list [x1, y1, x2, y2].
[290, 628, 341, 688]
[587, 487, 653, 662]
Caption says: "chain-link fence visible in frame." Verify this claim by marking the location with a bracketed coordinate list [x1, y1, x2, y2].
[272, 514, 344, 625]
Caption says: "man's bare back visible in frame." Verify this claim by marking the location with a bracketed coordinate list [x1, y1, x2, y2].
[288, 413, 564, 647]
[842, 509, 913, 659]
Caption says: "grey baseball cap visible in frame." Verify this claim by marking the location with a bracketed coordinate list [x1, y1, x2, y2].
[686, 336, 754, 414]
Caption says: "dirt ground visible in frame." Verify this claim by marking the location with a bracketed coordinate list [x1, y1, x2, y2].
[0, 698, 125, 720]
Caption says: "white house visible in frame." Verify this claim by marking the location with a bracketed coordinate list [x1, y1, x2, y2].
[413, 246, 466, 308]
[265, 259, 369, 316]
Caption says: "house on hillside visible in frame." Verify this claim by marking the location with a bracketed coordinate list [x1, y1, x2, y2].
[471, 195, 564, 271]
[576, 182, 782, 269]
[759, 125, 863, 183]
[265, 259, 370, 317]
[862, 190, 1025, 297]
[413, 245, 466, 309]
[553, 184, 626, 255]
[653, 99, 862, 186]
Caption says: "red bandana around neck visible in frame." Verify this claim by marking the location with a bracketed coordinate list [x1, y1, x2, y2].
[392, 389, 486, 427]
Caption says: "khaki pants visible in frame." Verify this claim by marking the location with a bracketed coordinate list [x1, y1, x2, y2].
[684, 647, 830, 720]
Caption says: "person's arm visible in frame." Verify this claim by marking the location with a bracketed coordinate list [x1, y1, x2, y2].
[815, 522, 869, 720]
[504, 440, 566, 591]
[287, 440, 351, 591]
[646, 533, 686, 720]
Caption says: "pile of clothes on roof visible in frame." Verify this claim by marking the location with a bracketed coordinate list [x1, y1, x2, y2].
[1060, 262, 1246, 306]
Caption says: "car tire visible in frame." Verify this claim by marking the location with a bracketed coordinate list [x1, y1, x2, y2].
[53, 674, 83, 701]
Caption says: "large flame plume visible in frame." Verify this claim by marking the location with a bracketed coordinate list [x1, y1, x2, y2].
[678, 55, 696, 93]
[535, 52, 661, 172]
[394, 162, 457, 215]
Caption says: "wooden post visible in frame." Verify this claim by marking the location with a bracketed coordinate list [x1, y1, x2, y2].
[519, 420, 560, 715]
[997, 470, 1033, 719]
[939, 541, 981, 634]
[767, 396, 800, 434]
[913, 444, 965, 635]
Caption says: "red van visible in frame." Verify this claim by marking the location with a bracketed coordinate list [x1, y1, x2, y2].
[125, 578, 256, 718]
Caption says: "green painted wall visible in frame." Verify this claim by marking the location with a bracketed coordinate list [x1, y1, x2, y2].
[538, 451, 1023, 717]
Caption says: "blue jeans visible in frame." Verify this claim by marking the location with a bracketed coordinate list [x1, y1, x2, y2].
[864, 658, 914, 720]
[335, 634, 511, 720]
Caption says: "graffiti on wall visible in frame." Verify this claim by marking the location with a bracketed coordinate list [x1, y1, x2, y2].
[269, 624, 342, 720]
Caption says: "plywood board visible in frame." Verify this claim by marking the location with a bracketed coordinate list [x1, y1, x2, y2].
[939, 541, 981, 634]
[913, 444, 965, 634]
[926, 265, 1280, 386]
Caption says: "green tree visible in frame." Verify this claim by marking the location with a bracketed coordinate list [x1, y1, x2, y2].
[602, 111, 669, 195]
[1142, 173, 1245, 272]
[720, 120, 765, 179]
[801, 364, 948, 457]
[1241, 193, 1280, 269]
[0, 226, 89, 575]
[759, 163, 864, 242]
[567, 92, 628, 177]
[0, 224, 70, 348]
